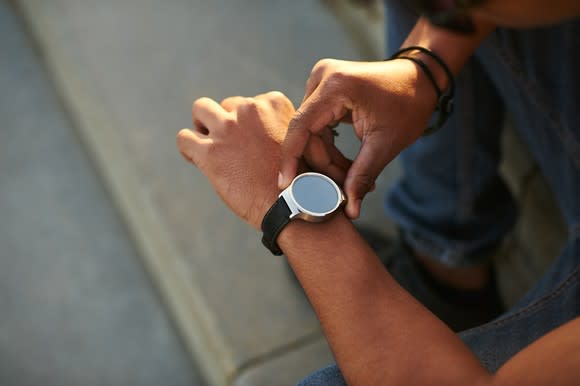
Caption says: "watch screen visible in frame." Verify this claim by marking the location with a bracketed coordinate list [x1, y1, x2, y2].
[292, 174, 338, 214]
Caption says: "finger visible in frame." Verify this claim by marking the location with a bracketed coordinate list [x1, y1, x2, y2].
[327, 142, 353, 172]
[304, 133, 353, 185]
[304, 136, 348, 185]
[303, 75, 322, 104]
[254, 90, 287, 102]
[192, 97, 229, 134]
[344, 133, 393, 219]
[322, 123, 339, 143]
[303, 62, 326, 103]
[220, 96, 245, 112]
[279, 91, 339, 188]
[254, 91, 295, 114]
[320, 125, 338, 144]
[176, 128, 213, 166]
[296, 158, 311, 175]
[325, 143, 352, 187]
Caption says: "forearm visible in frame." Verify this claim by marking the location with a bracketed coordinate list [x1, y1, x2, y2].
[401, 0, 580, 89]
[400, 16, 495, 89]
[278, 213, 490, 386]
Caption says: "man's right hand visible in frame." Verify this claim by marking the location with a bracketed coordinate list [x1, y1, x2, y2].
[279, 57, 439, 219]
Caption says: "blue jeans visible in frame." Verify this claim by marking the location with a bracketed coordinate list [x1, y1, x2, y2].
[299, 242, 580, 385]
[299, 1, 580, 384]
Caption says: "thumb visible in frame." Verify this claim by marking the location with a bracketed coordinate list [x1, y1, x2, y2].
[279, 90, 337, 189]
[344, 132, 394, 219]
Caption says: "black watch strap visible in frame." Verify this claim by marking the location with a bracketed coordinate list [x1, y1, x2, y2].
[261, 196, 291, 256]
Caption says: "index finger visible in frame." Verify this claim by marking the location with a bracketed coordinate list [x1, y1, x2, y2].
[278, 92, 338, 188]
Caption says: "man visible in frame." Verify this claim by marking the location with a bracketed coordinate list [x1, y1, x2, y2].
[177, 0, 580, 384]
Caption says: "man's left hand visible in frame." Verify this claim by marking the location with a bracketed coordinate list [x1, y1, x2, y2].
[177, 92, 295, 230]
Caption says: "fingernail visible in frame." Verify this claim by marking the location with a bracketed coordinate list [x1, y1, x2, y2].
[278, 172, 284, 189]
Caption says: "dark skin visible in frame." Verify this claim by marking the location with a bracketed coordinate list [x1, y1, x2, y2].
[279, 2, 580, 290]
[279, 0, 580, 217]
[177, 91, 580, 385]
[178, 2, 580, 384]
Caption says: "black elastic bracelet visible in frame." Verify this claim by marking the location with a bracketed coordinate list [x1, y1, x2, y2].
[390, 46, 455, 95]
[389, 46, 455, 135]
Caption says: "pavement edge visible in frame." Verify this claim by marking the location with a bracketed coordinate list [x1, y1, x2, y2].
[14, 2, 236, 385]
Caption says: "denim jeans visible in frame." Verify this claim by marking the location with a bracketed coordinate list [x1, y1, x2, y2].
[299, 1, 580, 384]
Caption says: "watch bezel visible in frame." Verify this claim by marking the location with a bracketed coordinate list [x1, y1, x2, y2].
[281, 172, 346, 223]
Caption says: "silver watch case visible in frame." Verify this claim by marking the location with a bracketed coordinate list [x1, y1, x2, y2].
[279, 172, 346, 223]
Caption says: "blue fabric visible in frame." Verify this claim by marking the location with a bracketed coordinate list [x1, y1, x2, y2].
[299, 1, 580, 384]
[385, 1, 580, 266]
[299, 241, 580, 385]
[384, 0, 515, 266]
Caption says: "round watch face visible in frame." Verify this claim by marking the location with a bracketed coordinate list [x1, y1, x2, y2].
[290, 173, 341, 215]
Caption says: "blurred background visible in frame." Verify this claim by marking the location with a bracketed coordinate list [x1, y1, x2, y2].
[0, 0, 566, 385]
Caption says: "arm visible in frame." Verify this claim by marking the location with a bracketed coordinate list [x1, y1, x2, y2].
[280, 0, 580, 216]
[279, 213, 489, 386]
[179, 3, 580, 384]
[177, 91, 580, 386]
[279, 211, 580, 386]
[400, 16, 495, 88]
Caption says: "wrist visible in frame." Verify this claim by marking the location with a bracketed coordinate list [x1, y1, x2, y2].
[255, 187, 282, 230]
[388, 57, 441, 112]
[277, 210, 351, 257]
[413, 51, 450, 92]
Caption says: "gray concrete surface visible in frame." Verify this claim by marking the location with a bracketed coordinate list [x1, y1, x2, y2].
[232, 338, 332, 386]
[14, 1, 401, 385]
[0, 1, 202, 385]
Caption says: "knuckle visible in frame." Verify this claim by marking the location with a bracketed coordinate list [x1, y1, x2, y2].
[265, 91, 292, 109]
[220, 96, 237, 107]
[309, 58, 332, 80]
[241, 98, 259, 114]
[313, 58, 334, 72]
[326, 68, 352, 87]
[192, 97, 210, 110]
[266, 90, 285, 100]
[222, 116, 237, 130]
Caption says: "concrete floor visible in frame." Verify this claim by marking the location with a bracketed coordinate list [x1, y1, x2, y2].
[0, 1, 202, 384]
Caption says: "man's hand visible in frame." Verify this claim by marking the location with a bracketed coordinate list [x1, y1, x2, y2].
[177, 91, 295, 230]
[279, 58, 438, 219]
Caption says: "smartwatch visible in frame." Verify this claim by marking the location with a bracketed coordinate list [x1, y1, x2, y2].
[261, 172, 346, 255]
